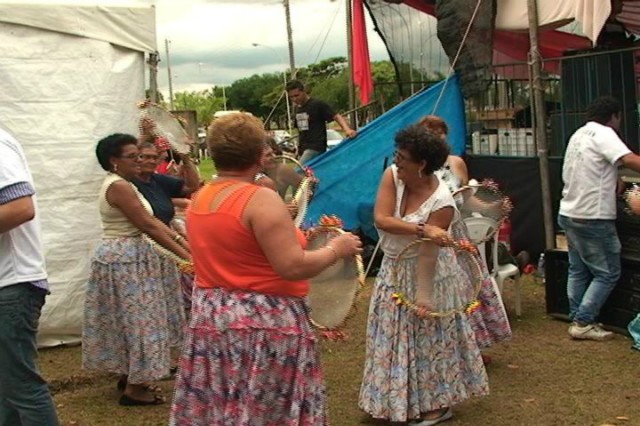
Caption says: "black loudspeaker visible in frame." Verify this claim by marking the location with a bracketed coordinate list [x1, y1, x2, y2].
[558, 49, 639, 153]
[562, 49, 636, 112]
[545, 249, 640, 333]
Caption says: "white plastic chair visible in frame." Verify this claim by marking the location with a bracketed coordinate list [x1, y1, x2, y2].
[463, 216, 522, 317]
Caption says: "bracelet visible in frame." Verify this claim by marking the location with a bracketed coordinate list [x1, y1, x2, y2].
[326, 245, 338, 263]
[416, 222, 425, 238]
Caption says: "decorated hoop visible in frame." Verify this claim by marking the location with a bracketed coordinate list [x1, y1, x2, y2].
[390, 238, 484, 318]
[143, 235, 194, 274]
[456, 179, 513, 246]
[306, 215, 365, 331]
[273, 155, 317, 228]
[138, 100, 191, 155]
[624, 184, 640, 215]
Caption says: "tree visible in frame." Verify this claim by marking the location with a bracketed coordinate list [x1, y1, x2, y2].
[172, 88, 225, 126]
[168, 59, 408, 127]
[226, 73, 282, 118]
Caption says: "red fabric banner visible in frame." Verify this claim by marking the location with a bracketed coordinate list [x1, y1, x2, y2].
[352, 0, 374, 105]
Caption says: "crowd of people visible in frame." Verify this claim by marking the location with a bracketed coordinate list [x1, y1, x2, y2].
[0, 89, 635, 425]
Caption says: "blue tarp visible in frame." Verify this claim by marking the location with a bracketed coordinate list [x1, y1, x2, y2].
[304, 75, 466, 239]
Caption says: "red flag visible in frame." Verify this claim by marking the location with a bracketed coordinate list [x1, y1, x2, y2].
[352, 0, 374, 105]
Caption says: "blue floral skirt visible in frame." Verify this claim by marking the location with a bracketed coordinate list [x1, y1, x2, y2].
[82, 236, 185, 384]
[358, 252, 489, 422]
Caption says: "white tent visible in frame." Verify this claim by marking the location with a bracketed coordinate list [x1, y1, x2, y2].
[0, 3, 156, 347]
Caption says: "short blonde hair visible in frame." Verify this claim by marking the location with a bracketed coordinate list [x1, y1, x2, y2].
[417, 115, 448, 139]
[207, 113, 266, 170]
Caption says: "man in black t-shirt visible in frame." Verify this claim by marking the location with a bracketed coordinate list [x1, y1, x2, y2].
[286, 80, 357, 164]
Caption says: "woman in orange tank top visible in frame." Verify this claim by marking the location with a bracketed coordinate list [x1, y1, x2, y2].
[170, 113, 362, 426]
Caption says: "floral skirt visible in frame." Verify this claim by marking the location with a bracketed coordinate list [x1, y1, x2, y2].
[82, 236, 185, 384]
[451, 221, 512, 348]
[158, 256, 187, 347]
[180, 272, 195, 315]
[170, 286, 327, 426]
[358, 253, 489, 422]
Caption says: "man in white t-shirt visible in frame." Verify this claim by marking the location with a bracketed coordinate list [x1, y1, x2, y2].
[558, 96, 640, 341]
[0, 127, 59, 425]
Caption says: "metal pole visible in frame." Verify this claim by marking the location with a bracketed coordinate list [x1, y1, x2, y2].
[346, 0, 357, 128]
[527, 0, 555, 250]
[253, 43, 292, 133]
[146, 52, 160, 103]
[222, 86, 227, 111]
[283, 71, 292, 135]
[165, 39, 174, 110]
[283, 0, 296, 78]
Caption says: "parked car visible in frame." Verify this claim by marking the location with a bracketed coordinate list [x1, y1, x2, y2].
[326, 129, 344, 150]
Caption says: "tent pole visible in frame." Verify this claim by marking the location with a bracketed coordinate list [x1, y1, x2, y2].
[147, 52, 160, 103]
[527, 0, 555, 250]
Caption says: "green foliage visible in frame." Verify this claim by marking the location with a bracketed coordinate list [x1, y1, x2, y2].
[172, 88, 225, 126]
[170, 59, 411, 126]
[227, 73, 282, 118]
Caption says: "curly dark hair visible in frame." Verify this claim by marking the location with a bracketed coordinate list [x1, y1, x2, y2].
[95, 133, 138, 171]
[586, 96, 621, 124]
[207, 113, 266, 171]
[395, 124, 449, 175]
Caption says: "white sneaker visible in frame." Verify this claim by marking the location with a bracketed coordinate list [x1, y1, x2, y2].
[410, 408, 453, 426]
[568, 323, 614, 341]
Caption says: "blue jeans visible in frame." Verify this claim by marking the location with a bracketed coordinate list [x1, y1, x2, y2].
[0, 283, 59, 426]
[557, 215, 621, 325]
[299, 149, 322, 165]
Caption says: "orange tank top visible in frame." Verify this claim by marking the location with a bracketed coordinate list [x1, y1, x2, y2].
[186, 180, 309, 297]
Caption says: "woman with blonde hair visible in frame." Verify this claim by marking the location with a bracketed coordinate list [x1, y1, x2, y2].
[170, 113, 362, 425]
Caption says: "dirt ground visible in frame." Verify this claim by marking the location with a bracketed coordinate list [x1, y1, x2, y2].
[40, 276, 640, 426]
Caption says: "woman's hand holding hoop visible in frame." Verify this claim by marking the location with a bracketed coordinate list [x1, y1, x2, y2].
[424, 225, 452, 246]
[328, 232, 363, 258]
[305, 219, 366, 332]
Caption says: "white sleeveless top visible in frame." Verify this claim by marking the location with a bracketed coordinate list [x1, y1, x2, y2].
[378, 165, 458, 258]
[99, 173, 153, 238]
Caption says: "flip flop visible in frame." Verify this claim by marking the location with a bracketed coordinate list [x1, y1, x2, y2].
[119, 394, 166, 406]
[117, 378, 162, 393]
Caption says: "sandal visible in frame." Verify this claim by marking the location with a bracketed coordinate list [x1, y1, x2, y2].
[116, 378, 162, 393]
[119, 394, 166, 406]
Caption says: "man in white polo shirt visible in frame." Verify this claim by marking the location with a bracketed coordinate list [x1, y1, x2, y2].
[0, 127, 59, 425]
[558, 96, 640, 341]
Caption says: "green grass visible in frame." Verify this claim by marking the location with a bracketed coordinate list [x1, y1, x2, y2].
[197, 158, 216, 181]
[41, 277, 640, 425]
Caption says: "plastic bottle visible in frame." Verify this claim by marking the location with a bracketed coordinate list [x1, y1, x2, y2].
[537, 253, 546, 283]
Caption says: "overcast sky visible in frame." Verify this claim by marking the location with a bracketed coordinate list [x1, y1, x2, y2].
[14, 0, 391, 94]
